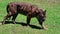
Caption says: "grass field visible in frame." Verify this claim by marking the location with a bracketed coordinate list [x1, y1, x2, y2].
[0, 0, 60, 34]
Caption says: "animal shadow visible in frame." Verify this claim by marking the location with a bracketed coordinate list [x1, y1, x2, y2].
[1, 21, 42, 30]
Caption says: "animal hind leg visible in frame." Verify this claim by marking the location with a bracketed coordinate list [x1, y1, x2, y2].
[26, 15, 31, 26]
[12, 14, 18, 24]
[2, 12, 12, 25]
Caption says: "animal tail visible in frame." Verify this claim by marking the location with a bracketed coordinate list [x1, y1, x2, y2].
[6, 5, 9, 14]
[6, 5, 11, 20]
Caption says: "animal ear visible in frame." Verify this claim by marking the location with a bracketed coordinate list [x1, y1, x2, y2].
[43, 9, 46, 15]
[44, 10, 46, 13]
[43, 9, 46, 13]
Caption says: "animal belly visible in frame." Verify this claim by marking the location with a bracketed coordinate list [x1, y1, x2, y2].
[19, 11, 27, 16]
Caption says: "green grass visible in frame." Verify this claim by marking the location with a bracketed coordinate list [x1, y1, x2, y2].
[0, 0, 60, 34]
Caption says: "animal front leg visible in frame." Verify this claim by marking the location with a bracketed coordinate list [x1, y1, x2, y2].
[37, 16, 47, 30]
[40, 22, 47, 30]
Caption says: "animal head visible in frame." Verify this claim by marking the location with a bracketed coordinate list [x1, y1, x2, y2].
[41, 9, 46, 21]
[37, 9, 46, 22]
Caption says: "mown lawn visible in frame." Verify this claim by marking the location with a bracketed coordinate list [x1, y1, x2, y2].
[0, 0, 60, 34]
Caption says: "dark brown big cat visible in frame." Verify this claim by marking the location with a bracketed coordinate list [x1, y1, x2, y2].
[2, 2, 47, 30]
